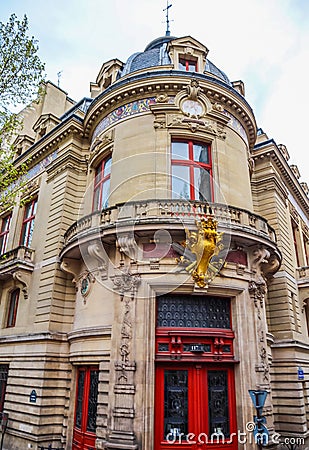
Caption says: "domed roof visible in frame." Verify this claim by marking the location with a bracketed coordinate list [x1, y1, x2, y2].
[119, 35, 231, 86]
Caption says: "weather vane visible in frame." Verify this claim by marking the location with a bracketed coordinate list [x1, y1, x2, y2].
[163, 0, 173, 36]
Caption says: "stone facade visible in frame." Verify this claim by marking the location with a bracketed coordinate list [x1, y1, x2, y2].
[0, 35, 308, 450]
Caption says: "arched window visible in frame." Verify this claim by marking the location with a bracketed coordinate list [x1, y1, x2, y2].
[171, 140, 213, 201]
[93, 156, 112, 211]
[7, 289, 20, 328]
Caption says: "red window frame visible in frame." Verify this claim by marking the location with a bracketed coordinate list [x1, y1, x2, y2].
[93, 156, 111, 211]
[20, 198, 37, 247]
[171, 140, 213, 201]
[0, 214, 11, 255]
[179, 57, 197, 72]
[7, 289, 19, 328]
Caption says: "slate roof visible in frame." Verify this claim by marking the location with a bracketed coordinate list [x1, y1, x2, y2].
[119, 36, 231, 86]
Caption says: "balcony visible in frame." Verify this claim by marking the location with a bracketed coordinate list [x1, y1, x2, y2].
[0, 247, 35, 298]
[297, 266, 309, 288]
[62, 200, 277, 259]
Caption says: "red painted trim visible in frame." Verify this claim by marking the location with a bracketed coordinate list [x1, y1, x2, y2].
[155, 364, 237, 449]
[171, 140, 213, 202]
[92, 156, 111, 211]
[19, 198, 37, 247]
[73, 366, 98, 450]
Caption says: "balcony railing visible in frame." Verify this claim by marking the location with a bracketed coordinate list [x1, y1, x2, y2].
[0, 246, 35, 278]
[297, 266, 309, 283]
[63, 200, 276, 247]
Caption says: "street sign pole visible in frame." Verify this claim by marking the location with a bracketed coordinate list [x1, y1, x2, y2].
[248, 390, 269, 449]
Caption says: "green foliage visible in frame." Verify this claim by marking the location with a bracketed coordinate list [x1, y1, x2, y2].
[0, 14, 45, 210]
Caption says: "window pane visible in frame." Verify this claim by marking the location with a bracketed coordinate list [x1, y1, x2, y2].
[193, 144, 209, 164]
[157, 295, 231, 329]
[0, 365, 8, 413]
[75, 370, 85, 429]
[104, 157, 112, 176]
[27, 220, 35, 247]
[7, 290, 19, 327]
[178, 60, 187, 70]
[188, 61, 196, 72]
[87, 369, 99, 432]
[208, 371, 229, 437]
[171, 142, 189, 160]
[93, 186, 100, 211]
[0, 215, 11, 255]
[172, 165, 190, 199]
[101, 179, 110, 209]
[25, 202, 33, 219]
[193, 167, 211, 202]
[164, 370, 188, 440]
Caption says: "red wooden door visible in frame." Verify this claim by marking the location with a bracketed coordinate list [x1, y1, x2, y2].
[72, 366, 99, 450]
[155, 364, 237, 450]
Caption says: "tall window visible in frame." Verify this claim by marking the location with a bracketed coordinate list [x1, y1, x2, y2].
[0, 214, 11, 255]
[171, 140, 213, 202]
[93, 156, 111, 211]
[20, 198, 37, 247]
[6, 289, 19, 328]
[179, 57, 197, 72]
[0, 365, 8, 412]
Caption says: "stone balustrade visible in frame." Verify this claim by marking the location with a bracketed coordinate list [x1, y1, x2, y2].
[64, 200, 276, 247]
[0, 246, 35, 278]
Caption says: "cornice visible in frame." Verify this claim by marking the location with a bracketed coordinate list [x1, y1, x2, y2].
[84, 70, 257, 147]
[253, 142, 309, 216]
[14, 114, 85, 171]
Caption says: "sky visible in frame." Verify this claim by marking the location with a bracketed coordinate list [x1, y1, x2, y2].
[1, 0, 309, 182]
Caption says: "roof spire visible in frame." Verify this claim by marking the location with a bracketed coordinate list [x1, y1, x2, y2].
[163, 0, 172, 36]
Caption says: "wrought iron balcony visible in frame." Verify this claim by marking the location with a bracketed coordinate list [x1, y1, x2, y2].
[63, 200, 276, 251]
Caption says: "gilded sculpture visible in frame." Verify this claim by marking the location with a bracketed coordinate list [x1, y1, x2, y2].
[173, 217, 224, 288]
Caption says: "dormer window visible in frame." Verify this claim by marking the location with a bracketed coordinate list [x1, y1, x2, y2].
[179, 56, 197, 72]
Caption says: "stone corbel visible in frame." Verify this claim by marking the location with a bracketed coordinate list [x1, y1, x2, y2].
[250, 246, 270, 275]
[60, 257, 80, 287]
[116, 234, 137, 263]
[12, 270, 31, 299]
[87, 242, 108, 281]
[261, 252, 281, 278]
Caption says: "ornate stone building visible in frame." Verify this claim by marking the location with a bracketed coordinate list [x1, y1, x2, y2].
[0, 34, 308, 450]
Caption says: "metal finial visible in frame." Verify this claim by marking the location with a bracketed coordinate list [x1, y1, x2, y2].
[163, 0, 172, 36]
[57, 70, 63, 88]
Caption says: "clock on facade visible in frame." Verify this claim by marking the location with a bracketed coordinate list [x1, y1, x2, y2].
[181, 99, 204, 118]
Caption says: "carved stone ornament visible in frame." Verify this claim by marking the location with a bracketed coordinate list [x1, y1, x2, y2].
[116, 234, 137, 263]
[173, 217, 224, 288]
[155, 93, 169, 103]
[112, 268, 140, 297]
[86, 242, 108, 281]
[248, 278, 267, 315]
[12, 271, 31, 299]
[250, 245, 281, 279]
[78, 272, 95, 303]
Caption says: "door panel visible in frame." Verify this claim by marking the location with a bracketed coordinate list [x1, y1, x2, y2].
[73, 367, 99, 450]
[155, 365, 236, 450]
